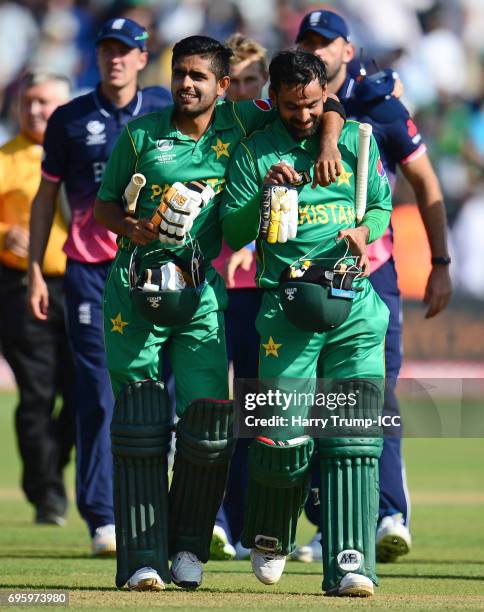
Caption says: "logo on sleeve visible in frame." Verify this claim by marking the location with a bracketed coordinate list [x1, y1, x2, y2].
[86, 120, 106, 145]
[377, 157, 386, 177]
[253, 98, 272, 112]
[406, 118, 422, 145]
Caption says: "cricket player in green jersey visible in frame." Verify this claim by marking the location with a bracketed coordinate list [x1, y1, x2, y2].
[220, 50, 392, 597]
[94, 36, 345, 592]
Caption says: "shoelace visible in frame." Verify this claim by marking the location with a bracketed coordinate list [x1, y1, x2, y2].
[177, 551, 198, 564]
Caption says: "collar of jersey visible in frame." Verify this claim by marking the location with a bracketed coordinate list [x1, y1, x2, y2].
[337, 75, 356, 101]
[272, 116, 319, 156]
[93, 84, 143, 118]
[160, 102, 236, 139]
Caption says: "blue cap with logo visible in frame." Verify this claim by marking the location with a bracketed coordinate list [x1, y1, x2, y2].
[296, 10, 350, 43]
[96, 17, 149, 51]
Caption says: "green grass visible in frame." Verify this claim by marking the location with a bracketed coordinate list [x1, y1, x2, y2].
[0, 391, 483, 610]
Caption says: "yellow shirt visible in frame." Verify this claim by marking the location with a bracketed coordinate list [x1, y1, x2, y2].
[0, 133, 67, 275]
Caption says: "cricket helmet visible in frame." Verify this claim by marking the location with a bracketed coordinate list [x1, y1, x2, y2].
[279, 260, 361, 333]
[129, 240, 206, 327]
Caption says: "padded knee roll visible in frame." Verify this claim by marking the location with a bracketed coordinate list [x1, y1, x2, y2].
[111, 380, 172, 588]
[241, 436, 314, 556]
[169, 399, 235, 562]
[318, 380, 383, 593]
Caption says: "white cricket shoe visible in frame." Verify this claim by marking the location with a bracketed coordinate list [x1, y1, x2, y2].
[127, 567, 165, 591]
[210, 525, 236, 560]
[376, 513, 411, 563]
[92, 524, 116, 557]
[171, 551, 203, 589]
[333, 573, 374, 597]
[250, 549, 286, 585]
[291, 532, 322, 563]
[234, 540, 250, 560]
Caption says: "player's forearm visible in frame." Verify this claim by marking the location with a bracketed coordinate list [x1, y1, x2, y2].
[360, 209, 392, 243]
[321, 95, 345, 147]
[94, 198, 137, 238]
[28, 180, 58, 272]
[222, 192, 261, 251]
[414, 186, 449, 258]
[402, 156, 449, 257]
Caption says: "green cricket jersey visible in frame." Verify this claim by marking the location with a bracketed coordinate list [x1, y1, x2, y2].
[97, 98, 277, 268]
[220, 118, 392, 289]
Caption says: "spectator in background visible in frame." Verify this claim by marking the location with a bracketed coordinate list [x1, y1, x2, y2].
[28, 17, 171, 556]
[0, 70, 74, 526]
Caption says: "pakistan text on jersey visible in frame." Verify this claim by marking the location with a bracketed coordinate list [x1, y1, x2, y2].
[150, 178, 226, 202]
[298, 204, 356, 225]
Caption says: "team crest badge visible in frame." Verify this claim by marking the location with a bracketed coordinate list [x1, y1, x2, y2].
[86, 120, 106, 146]
[377, 157, 386, 177]
[253, 99, 272, 112]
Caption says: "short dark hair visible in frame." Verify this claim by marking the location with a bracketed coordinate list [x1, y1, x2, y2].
[172, 36, 233, 80]
[269, 50, 327, 93]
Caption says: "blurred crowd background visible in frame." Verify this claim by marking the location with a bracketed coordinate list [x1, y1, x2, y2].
[0, 0, 483, 298]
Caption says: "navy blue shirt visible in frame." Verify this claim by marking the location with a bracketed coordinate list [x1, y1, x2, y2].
[337, 75, 427, 269]
[42, 84, 171, 263]
[338, 76, 426, 189]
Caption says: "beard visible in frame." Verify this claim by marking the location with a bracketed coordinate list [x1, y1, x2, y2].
[284, 115, 322, 141]
[172, 89, 216, 118]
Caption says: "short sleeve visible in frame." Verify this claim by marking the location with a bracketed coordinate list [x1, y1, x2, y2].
[384, 101, 427, 166]
[42, 107, 68, 182]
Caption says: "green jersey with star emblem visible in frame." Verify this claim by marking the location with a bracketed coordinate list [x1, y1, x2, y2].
[220, 119, 392, 289]
[97, 99, 277, 267]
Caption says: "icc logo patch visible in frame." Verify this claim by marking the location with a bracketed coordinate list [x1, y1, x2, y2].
[86, 120, 106, 146]
[253, 99, 272, 112]
[157, 139, 174, 152]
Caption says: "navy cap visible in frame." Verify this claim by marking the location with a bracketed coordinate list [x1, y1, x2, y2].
[96, 17, 149, 51]
[296, 10, 350, 44]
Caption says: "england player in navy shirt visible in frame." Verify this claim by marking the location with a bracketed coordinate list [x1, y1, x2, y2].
[28, 17, 171, 555]
[295, 10, 452, 563]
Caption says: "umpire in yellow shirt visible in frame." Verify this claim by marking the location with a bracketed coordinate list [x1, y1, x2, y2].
[0, 71, 74, 525]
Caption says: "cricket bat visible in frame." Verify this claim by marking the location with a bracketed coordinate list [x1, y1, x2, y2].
[355, 123, 373, 223]
[123, 173, 146, 215]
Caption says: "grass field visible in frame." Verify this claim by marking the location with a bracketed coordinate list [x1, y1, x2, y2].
[0, 391, 483, 610]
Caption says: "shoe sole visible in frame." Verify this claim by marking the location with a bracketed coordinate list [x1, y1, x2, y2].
[326, 584, 374, 597]
[170, 572, 201, 590]
[129, 578, 164, 592]
[376, 533, 410, 563]
[338, 585, 374, 597]
[92, 547, 116, 558]
[210, 533, 235, 561]
[35, 517, 66, 527]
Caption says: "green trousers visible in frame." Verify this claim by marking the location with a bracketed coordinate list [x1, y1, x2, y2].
[257, 280, 388, 381]
[103, 251, 229, 415]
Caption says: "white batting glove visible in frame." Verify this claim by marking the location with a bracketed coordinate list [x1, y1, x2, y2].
[158, 181, 214, 244]
[264, 185, 298, 244]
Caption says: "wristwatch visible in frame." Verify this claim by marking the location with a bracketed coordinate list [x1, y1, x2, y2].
[431, 256, 451, 265]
